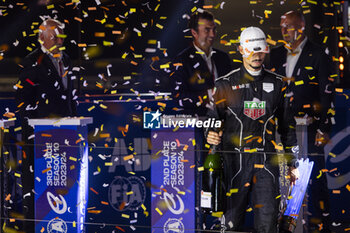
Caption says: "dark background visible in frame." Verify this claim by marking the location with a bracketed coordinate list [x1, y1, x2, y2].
[0, 0, 347, 94]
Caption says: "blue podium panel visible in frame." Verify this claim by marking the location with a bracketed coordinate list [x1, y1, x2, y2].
[33, 124, 89, 233]
[78, 100, 154, 233]
[151, 129, 196, 233]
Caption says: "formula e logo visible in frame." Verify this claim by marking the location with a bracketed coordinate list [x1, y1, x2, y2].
[46, 192, 67, 214]
[163, 218, 185, 233]
[47, 218, 67, 233]
[244, 99, 266, 120]
[108, 176, 146, 212]
[143, 110, 161, 129]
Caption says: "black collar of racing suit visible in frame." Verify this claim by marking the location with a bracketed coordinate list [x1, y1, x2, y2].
[240, 65, 265, 83]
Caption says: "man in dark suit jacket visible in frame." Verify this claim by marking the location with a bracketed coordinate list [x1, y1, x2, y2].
[269, 11, 335, 233]
[15, 18, 77, 233]
[172, 10, 234, 116]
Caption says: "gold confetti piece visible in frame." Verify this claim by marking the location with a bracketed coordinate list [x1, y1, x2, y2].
[105, 162, 113, 166]
[41, 133, 52, 137]
[335, 88, 343, 93]
[329, 168, 337, 173]
[303, 104, 311, 108]
[192, 139, 196, 146]
[75, 138, 82, 144]
[5, 194, 11, 201]
[254, 164, 264, 168]
[244, 135, 253, 140]
[100, 133, 110, 138]
[47, 4, 55, 9]
[87, 106, 95, 112]
[160, 64, 169, 69]
[190, 165, 196, 169]
[183, 145, 189, 151]
[288, 195, 293, 200]
[229, 189, 238, 194]
[73, 221, 76, 227]
[42, 168, 51, 174]
[215, 99, 226, 105]
[157, 102, 166, 108]
[246, 207, 253, 212]
[233, 59, 242, 63]
[276, 195, 281, 199]
[332, 190, 340, 194]
[126, 191, 133, 195]
[266, 38, 277, 46]
[69, 156, 77, 161]
[155, 208, 163, 215]
[198, 166, 204, 172]
[121, 214, 130, 219]
[203, 5, 213, 9]
[328, 152, 336, 158]
[295, 80, 304, 86]
[123, 154, 134, 161]
[214, 19, 221, 25]
[128, 171, 136, 175]
[191, 6, 197, 12]
[103, 41, 113, 46]
[320, 200, 324, 210]
[212, 211, 223, 217]
[90, 187, 99, 195]
[346, 185, 350, 192]
[141, 204, 147, 211]
[307, 0, 317, 4]
[41, 227, 45, 233]
[99, 104, 107, 109]
[154, 3, 160, 11]
[323, 36, 328, 44]
[74, 17, 83, 23]
[88, 210, 102, 214]
[156, 24, 164, 29]
[178, 191, 186, 195]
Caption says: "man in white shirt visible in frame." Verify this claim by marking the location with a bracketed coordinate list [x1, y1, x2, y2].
[15, 18, 77, 233]
[172, 10, 234, 116]
[269, 10, 335, 233]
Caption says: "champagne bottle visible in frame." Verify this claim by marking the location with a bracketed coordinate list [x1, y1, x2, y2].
[201, 145, 225, 214]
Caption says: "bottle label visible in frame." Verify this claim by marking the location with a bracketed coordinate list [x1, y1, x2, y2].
[200, 190, 212, 208]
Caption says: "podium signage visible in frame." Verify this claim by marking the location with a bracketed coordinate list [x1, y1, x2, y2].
[29, 118, 91, 233]
[151, 129, 195, 233]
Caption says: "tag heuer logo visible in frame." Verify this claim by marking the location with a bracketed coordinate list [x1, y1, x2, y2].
[244, 101, 266, 120]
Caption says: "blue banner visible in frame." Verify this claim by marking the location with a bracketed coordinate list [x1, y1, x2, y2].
[151, 129, 196, 233]
[34, 125, 88, 233]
